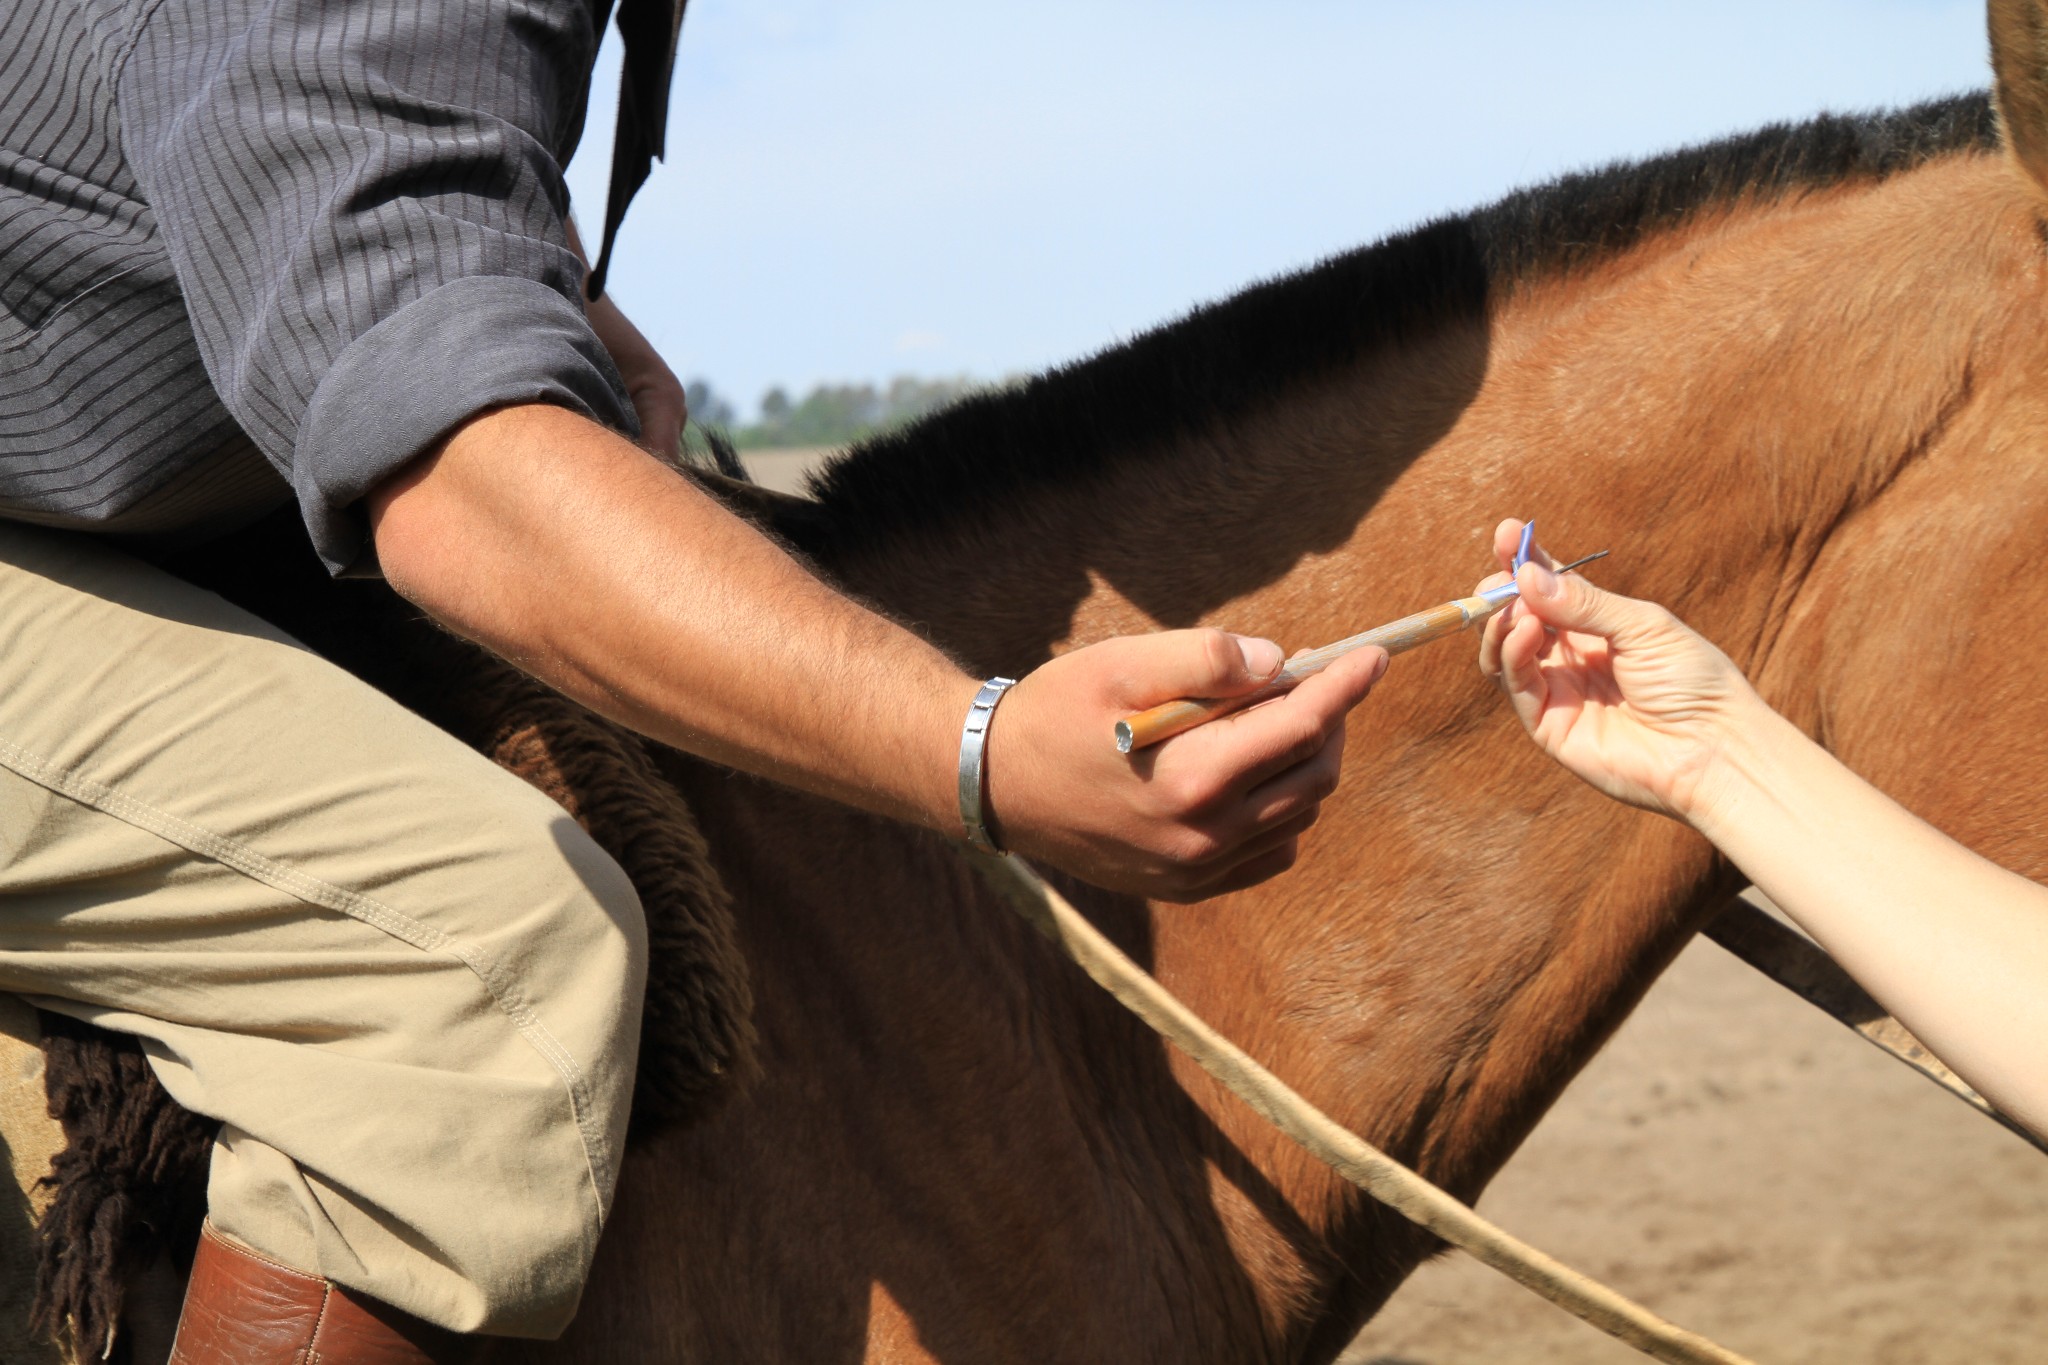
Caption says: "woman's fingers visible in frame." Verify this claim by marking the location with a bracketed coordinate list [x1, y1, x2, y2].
[1480, 517, 1572, 681]
[1513, 560, 1655, 647]
[1478, 588, 1513, 679]
[1492, 518, 1524, 572]
[1491, 517, 1558, 574]
[1489, 609, 1555, 739]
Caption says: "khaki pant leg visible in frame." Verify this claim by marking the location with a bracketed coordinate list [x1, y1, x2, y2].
[0, 525, 645, 1338]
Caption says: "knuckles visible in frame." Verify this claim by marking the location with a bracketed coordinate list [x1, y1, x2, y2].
[1281, 718, 1328, 768]
[1163, 825, 1228, 867]
[1153, 766, 1227, 819]
[1137, 824, 1309, 902]
[1193, 628, 1244, 689]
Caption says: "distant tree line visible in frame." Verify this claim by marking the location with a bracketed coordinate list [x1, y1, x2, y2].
[683, 375, 990, 451]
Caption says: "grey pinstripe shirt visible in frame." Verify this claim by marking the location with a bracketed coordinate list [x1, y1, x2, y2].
[1, 0, 648, 574]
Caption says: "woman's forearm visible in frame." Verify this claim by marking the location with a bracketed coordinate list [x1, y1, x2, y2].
[1691, 698, 2048, 1134]
[1479, 523, 2048, 1137]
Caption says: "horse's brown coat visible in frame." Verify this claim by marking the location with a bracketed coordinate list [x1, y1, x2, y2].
[21, 21, 2048, 1365]
[511, 95, 2048, 1365]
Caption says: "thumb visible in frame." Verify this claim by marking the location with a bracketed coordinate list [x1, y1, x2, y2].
[1115, 628, 1285, 704]
[1514, 562, 1662, 648]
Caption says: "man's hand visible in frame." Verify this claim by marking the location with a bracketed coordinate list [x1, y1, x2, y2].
[586, 289, 688, 457]
[993, 631, 1385, 901]
[563, 217, 688, 456]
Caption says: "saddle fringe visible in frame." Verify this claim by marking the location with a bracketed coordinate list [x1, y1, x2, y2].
[30, 1015, 213, 1364]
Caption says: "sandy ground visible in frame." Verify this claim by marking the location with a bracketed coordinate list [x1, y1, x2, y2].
[1339, 932, 2048, 1364]
[737, 446, 837, 495]
[752, 442, 2048, 1363]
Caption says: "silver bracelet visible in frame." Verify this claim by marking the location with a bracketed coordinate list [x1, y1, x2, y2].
[957, 677, 1018, 854]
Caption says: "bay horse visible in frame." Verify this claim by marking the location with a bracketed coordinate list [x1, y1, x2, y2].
[17, 5, 2048, 1361]
[516, 65, 2048, 1365]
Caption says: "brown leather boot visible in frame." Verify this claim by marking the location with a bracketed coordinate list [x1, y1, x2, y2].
[167, 1221, 480, 1363]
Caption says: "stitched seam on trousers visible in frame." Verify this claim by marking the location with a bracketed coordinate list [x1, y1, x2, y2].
[0, 735, 618, 1217]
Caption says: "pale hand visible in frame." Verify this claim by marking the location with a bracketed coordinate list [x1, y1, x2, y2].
[1474, 518, 1759, 824]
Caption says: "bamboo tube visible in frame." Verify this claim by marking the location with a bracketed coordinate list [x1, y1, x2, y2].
[1115, 594, 1505, 753]
[1115, 549, 1609, 753]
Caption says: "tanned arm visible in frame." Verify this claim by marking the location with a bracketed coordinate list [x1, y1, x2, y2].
[369, 403, 1385, 902]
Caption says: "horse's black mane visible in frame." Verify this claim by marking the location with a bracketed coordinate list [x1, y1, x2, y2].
[804, 92, 1996, 546]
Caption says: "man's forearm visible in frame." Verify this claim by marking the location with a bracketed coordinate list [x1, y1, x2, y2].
[370, 403, 978, 832]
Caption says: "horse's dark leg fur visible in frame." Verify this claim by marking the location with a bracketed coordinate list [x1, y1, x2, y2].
[30, 1014, 214, 1364]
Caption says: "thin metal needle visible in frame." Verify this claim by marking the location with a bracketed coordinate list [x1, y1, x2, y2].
[1112, 546, 1614, 752]
[1551, 549, 1609, 576]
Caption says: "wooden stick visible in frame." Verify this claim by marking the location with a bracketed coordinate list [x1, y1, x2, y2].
[1116, 594, 1504, 753]
[970, 852, 1758, 1365]
[1115, 550, 1609, 753]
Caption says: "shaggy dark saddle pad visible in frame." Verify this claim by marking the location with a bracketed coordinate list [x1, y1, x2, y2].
[27, 508, 757, 1355]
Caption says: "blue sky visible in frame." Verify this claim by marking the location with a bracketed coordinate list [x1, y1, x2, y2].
[565, 1, 1990, 420]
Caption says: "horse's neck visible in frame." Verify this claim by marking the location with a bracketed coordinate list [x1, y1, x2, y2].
[669, 694, 1731, 1357]
[1480, 153, 2028, 703]
[784, 442, 1719, 1347]
[722, 150, 2042, 1352]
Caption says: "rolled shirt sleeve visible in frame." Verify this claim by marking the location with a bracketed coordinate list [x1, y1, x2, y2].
[116, 0, 636, 573]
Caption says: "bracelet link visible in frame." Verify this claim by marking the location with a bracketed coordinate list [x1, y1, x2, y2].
[957, 677, 1018, 854]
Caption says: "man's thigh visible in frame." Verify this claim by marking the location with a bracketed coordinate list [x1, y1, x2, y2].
[0, 524, 645, 1335]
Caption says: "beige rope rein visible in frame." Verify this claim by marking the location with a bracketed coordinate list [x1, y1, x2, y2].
[970, 851, 1757, 1365]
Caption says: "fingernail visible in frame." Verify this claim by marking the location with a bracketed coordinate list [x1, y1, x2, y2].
[1238, 636, 1284, 679]
[1526, 562, 1560, 598]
